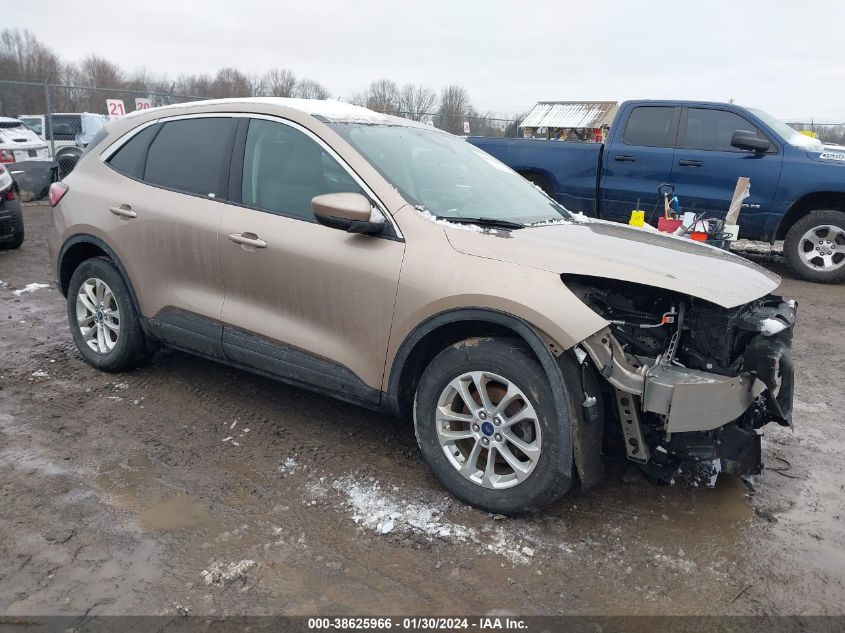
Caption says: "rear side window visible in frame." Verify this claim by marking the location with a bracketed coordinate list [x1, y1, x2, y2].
[107, 124, 160, 178]
[144, 118, 236, 197]
[241, 118, 365, 221]
[50, 115, 82, 141]
[683, 108, 769, 152]
[623, 106, 675, 147]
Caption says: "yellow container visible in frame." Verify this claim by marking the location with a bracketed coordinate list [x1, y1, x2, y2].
[629, 210, 645, 227]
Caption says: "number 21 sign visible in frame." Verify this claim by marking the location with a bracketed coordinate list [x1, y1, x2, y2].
[106, 99, 125, 119]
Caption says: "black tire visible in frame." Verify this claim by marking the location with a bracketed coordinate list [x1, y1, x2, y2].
[784, 209, 845, 283]
[0, 196, 24, 250]
[66, 257, 149, 372]
[57, 153, 79, 179]
[413, 337, 575, 515]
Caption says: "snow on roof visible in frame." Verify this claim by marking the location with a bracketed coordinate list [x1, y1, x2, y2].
[520, 101, 618, 129]
[122, 97, 424, 127]
[0, 117, 24, 124]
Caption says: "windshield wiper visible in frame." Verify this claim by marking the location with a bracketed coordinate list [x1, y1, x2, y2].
[436, 216, 525, 230]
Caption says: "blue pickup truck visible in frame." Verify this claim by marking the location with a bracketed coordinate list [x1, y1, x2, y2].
[468, 100, 845, 283]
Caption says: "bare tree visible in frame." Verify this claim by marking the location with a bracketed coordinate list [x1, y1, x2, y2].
[295, 78, 330, 100]
[399, 83, 436, 121]
[363, 79, 399, 113]
[210, 67, 252, 98]
[0, 28, 62, 115]
[435, 85, 472, 134]
[259, 68, 298, 97]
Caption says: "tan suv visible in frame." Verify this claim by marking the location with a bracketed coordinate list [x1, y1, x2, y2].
[48, 98, 796, 514]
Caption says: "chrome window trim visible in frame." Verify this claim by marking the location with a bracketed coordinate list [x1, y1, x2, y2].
[98, 111, 402, 239]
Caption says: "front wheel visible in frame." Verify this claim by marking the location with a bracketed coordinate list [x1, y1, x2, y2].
[413, 337, 574, 515]
[784, 210, 845, 283]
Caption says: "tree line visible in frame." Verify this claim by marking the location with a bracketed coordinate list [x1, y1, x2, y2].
[0, 29, 522, 137]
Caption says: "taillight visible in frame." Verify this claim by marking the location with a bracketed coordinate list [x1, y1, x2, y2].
[0, 149, 14, 163]
[4, 189, 14, 201]
[49, 182, 69, 207]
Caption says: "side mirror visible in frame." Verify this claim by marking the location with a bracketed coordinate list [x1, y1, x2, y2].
[731, 130, 771, 153]
[312, 193, 384, 235]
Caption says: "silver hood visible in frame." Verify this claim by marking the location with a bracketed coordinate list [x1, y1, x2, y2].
[445, 218, 780, 309]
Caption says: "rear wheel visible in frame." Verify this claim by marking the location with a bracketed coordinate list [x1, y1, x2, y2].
[784, 210, 845, 283]
[413, 337, 574, 514]
[67, 258, 150, 372]
[0, 195, 24, 250]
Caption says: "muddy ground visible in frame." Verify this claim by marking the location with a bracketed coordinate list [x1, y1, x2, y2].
[0, 203, 843, 617]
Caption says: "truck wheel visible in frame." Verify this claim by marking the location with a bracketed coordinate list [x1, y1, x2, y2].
[784, 210, 845, 283]
[413, 337, 574, 515]
[0, 196, 24, 250]
[67, 257, 150, 372]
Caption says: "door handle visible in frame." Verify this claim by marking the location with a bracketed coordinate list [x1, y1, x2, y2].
[228, 232, 267, 249]
[109, 204, 137, 219]
[678, 159, 703, 167]
[614, 155, 636, 162]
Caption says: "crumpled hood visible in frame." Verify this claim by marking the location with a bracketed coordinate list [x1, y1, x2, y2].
[445, 219, 780, 308]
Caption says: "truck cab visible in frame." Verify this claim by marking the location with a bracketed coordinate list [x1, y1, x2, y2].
[469, 100, 845, 283]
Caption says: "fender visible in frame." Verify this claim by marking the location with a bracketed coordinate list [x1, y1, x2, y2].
[386, 307, 576, 479]
[57, 233, 142, 314]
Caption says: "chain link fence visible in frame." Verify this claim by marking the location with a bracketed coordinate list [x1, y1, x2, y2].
[0, 80, 524, 198]
[0, 79, 204, 193]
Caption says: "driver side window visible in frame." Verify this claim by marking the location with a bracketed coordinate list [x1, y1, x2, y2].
[241, 119, 366, 221]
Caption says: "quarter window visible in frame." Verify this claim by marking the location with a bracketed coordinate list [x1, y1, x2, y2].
[683, 108, 769, 152]
[622, 106, 675, 147]
[144, 117, 236, 197]
[107, 124, 160, 179]
[241, 118, 365, 221]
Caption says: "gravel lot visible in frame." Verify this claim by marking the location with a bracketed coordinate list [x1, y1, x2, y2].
[1, 203, 843, 617]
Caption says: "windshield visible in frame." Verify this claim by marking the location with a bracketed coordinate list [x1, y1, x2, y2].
[747, 107, 823, 150]
[328, 123, 572, 225]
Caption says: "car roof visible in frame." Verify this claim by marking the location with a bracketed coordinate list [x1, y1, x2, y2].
[121, 97, 429, 128]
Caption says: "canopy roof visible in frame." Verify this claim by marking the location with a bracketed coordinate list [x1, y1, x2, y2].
[520, 101, 618, 129]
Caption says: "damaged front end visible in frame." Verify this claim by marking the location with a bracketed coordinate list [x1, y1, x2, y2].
[566, 276, 795, 487]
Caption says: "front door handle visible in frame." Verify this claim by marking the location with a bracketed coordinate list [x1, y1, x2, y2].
[109, 204, 137, 219]
[678, 159, 703, 167]
[614, 155, 636, 162]
[228, 232, 267, 249]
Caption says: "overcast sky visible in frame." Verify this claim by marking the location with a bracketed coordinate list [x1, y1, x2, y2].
[8, 0, 845, 121]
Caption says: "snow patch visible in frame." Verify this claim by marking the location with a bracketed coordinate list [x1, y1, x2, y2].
[13, 283, 50, 296]
[279, 457, 299, 474]
[31, 370, 49, 378]
[200, 559, 255, 586]
[760, 317, 788, 336]
[331, 475, 532, 564]
[414, 206, 496, 234]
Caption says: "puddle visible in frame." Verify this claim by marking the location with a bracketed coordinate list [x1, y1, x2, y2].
[96, 452, 223, 535]
[138, 494, 218, 532]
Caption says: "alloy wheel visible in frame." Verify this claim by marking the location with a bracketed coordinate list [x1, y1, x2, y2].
[798, 224, 845, 271]
[436, 371, 541, 489]
[76, 277, 120, 354]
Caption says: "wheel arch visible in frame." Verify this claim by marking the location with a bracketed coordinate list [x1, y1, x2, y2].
[516, 169, 555, 197]
[776, 191, 845, 240]
[58, 235, 141, 313]
[386, 308, 576, 478]
[54, 146, 83, 158]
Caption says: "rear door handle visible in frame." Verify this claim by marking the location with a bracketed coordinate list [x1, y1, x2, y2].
[614, 155, 636, 162]
[678, 159, 703, 167]
[228, 232, 267, 249]
[109, 204, 137, 219]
